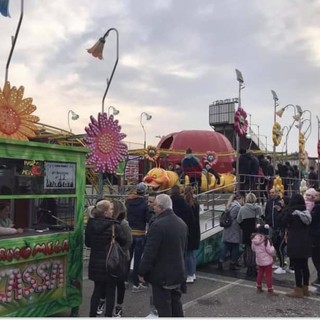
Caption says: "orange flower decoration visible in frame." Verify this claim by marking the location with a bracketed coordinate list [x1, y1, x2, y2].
[144, 145, 160, 162]
[272, 122, 282, 146]
[0, 81, 39, 140]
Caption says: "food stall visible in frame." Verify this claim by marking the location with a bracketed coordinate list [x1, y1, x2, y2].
[0, 138, 87, 316]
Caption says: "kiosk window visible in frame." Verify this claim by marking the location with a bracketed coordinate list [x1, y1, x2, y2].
[0, 158, 76, 195]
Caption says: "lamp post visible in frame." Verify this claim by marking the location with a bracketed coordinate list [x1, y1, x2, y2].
[235, 69, 245, 192]
[87, 28, 119, 113]
[5, 0, 24, 83]
[108, 106, 119, 117]
[271, 90, 279, 171]
[140, 112, 152, 149]
[67, 110, 79, 132]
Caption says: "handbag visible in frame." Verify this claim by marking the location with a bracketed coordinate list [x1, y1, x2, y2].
[106, 223, 128, 278]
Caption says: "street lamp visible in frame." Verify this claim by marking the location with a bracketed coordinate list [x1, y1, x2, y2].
[87, 28, 119, 113]
[68, 110, 79, 132]
[108, 106, 119, 117]
[140, 112, 152, 149]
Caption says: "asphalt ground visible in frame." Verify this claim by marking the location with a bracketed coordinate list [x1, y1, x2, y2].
[57, 259, 320, 318]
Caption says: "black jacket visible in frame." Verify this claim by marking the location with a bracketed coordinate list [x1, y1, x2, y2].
[310, 200, 320, 240]
[85, 217, 126, 282]
[138, 208, 188, 287]
[282, 204, 312, 259]
[188, 201, 201, 250]
[126, 194, 150, 232]
[171, 194, 195, 250]
[264, 196, 283, 228]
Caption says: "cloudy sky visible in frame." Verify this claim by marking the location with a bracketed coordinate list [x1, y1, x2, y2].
[1, 0, 320, 157]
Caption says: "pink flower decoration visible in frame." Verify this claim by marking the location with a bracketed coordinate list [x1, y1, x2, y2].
[84, 112, 128, 173]
[234, 107, 248, 137]
[87, 38, 106, 60]
[204, 151, 218, 165]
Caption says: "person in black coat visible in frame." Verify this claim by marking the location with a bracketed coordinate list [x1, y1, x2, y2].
[184, 186, 201, 283]
[138, 194, 188, 317]
[310, 189, 320, 286]
[282, 194, 312, 298]
[170, 185, 195, 284]
[85, 200, 126, 317]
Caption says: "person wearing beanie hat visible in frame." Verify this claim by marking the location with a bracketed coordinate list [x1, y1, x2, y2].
[136, 182, 147, 195]
[282, 193, 312, 298]
[125, 182, 150, 292]
[304, 188, 317, 212]
[251, 223, 276, 295]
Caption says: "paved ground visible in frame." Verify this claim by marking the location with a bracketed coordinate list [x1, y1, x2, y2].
[57, 258, 320, 317]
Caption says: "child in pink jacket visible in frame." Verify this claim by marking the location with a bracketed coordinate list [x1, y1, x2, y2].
[251, 224, 276, 295]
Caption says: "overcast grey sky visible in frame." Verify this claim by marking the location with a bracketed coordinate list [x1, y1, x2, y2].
[1, 0, 320, 157]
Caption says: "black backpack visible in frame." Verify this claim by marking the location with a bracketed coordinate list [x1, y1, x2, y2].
[219, 208, 232, 228]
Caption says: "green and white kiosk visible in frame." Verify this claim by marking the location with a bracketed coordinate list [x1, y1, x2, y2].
[0, 138, 87, 317]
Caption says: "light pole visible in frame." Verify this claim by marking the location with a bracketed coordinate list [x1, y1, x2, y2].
[140, 112, 152, 149]
[271, 90, 279, 170]
[5, 0, 24, 83]
[67, 110, 79, 132]
[235, 69, 245, 192]
[87, 28, 119, 113]
[108, 106, 119, 117]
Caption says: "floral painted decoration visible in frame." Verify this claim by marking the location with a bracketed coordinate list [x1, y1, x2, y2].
[272, 122, 282, 146]
[234, 107, 248, 137]
[0, 81, 39, 141]
[144, 145, 160, 162]
[84, 113, 128, 173]
[205, 151, 218, 165]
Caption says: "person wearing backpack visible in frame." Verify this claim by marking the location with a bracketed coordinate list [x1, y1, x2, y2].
[218, 193, 244, 271]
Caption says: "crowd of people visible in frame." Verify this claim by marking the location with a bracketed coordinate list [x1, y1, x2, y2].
[85, 182, 201, 317]
[84, 147, 319, 317]
[218, 187, 320, 298]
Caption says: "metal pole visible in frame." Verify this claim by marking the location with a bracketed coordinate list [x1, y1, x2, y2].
[298, 116, 302, 180]
[5, 0, 24, 84]
[101, 28, 119, 114]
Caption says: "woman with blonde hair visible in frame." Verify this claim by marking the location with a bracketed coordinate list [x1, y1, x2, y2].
[237, 193, 263, 277]
[85, 200, 126, 317]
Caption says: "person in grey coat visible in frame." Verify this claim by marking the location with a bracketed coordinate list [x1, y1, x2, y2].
[237, 193, 263, 277]
[218, 193, 245, 270]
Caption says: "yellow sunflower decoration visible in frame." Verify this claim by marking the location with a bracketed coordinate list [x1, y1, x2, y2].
[0, 81, 39, 140]
[272, 122, 282, 146]
[144, 145, 160, 162]
[299, 132, 305, 153]
[273, 175, 284, 198]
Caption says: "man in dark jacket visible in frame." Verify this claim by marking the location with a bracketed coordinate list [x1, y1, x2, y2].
[310, 188, 320, 286]
[125, 182, 150, 292]
[138, 194, 188, 317]
[181, 148, 203, 192]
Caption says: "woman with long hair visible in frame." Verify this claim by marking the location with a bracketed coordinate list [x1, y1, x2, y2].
[111, 200, 132, 317]
[184, 186, 200, 283]
[85, 200, 126, 317]
[282, 194, 312, 298]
